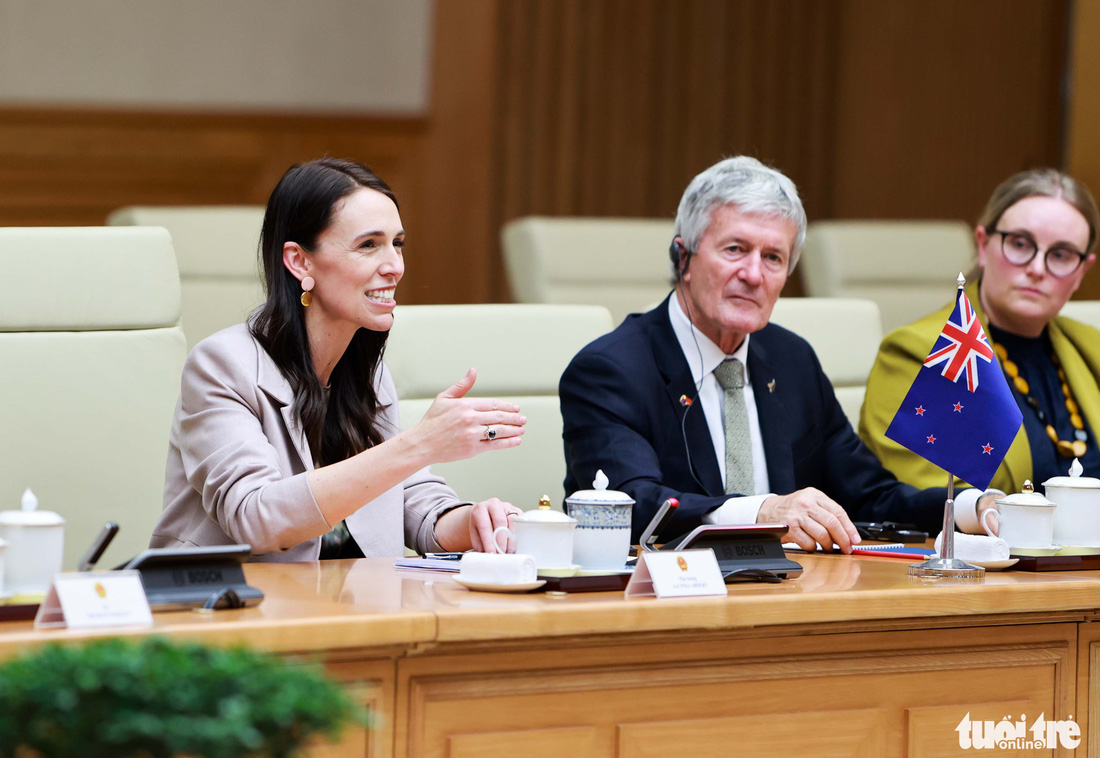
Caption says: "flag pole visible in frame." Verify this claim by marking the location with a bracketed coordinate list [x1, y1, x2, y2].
[908, 273, 985, 579]
[942, 475, 955, 560]
[907, 471, 984, 579]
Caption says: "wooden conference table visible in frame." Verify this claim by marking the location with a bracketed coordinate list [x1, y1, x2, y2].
[3, 553, 1100, 757]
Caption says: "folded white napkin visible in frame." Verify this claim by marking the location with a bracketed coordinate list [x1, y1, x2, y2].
[459, 552, 538, 584]
[933, 532, 1010, 562]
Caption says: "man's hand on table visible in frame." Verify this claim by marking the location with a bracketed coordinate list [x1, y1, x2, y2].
[759, 488, 861, 553]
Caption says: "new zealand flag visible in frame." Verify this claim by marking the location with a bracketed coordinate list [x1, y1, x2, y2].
[885, 287, 1022, 490]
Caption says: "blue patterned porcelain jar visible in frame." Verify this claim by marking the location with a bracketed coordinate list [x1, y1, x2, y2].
[565, 470, 634, 571]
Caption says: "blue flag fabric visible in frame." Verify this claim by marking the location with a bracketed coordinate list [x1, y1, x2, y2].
[885, 287, 1022, 490]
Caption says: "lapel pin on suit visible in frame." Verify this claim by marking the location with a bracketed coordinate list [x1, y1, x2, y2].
[679, 394, 693, 407]
[767, 379, 776, 394]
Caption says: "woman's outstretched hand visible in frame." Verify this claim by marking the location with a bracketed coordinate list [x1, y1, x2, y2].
[412, 368, 526, 463]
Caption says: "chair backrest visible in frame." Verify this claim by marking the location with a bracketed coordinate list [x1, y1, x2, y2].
[769, 298, 883, 428]
[0, 227, 187, 570]
[1060, 300, 1100, 332]
[801, 220, 973, 333]
[108, 206, 266, 349]
[384, 304, 614, 510]
[502, 216, 675, 325]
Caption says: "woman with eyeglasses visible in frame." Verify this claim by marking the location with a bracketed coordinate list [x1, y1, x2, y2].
[860, 169, 1100, 528]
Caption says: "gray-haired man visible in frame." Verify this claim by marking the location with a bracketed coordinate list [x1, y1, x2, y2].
[560, 156, 994, 551]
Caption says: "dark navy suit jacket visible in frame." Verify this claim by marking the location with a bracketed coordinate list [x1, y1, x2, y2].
[560, 296, 948, 542]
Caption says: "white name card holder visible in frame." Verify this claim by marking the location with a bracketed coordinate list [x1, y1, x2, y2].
[624, 548, 728, 599]
[35, 570, 154, 630]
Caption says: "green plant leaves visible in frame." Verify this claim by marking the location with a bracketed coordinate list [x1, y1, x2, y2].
[0, 637, 363, 758]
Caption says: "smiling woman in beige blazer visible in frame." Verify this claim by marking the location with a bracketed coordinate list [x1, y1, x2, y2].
[152, 159, 526, 561]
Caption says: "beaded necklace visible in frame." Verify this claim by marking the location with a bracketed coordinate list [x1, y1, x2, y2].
[991, 341, 1088, 458]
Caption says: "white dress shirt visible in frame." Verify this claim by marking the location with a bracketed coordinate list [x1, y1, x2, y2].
[667, 296, 772, 524]
[666, 294, 987, 531]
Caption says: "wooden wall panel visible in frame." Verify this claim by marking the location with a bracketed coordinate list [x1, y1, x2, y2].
[1067, 0, 1100, 193]
[0, 107, 440, 297]
[405, 0, 502, 304]
[493, 0, 841, 226]
[830, 0, 1067, 221]
[1066, 0, 1100, 301]
[491, 0, 844, 298]
[0, 0, 1071, 305]
[489, 0, 1066, 300]
[0, 109, 425, 225]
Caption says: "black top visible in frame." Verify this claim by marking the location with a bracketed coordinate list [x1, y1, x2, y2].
[988, 323, 1100, 489]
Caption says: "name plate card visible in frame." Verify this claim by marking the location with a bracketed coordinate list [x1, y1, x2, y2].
[625, 548, 727, 599]
[35, 571, 154, 630]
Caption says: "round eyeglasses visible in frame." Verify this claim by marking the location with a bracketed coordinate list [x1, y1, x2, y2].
[992, 230, 1087, 278]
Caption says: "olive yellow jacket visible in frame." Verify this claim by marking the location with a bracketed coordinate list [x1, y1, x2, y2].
[859, 281, 1100, 493]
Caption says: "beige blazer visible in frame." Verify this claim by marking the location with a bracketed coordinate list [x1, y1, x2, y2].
[152, 324, 465, 561]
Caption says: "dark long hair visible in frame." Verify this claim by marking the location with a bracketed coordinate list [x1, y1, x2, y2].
[250, 158, 397, 465]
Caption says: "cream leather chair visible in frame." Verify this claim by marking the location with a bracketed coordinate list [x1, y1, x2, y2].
[108, 206, 266, 350]
[384, 304, 614, 510]
[0, 228, 187, 570]
[801, 221, 973, 333]
[1060, 301, 1100, 331]
[502, 217, 674, 325]
[770, 298, 883, 428]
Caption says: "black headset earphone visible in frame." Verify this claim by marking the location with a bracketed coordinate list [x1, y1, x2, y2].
[669, 237, 692, 280]
[669, 236, 708, 492]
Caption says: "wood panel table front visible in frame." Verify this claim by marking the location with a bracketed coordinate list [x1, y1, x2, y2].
[2, 554, 1099, 757]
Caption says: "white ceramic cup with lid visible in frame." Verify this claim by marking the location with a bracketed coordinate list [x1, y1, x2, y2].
[490, 495, 577, 569]
[565, 470, 634, 571]
[0, 488, 64, 595]
[1044, 458, 1100, 547]
[982, 480, 1056, 550]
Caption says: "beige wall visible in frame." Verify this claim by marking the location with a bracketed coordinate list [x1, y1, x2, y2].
[0, 0, 432, 113]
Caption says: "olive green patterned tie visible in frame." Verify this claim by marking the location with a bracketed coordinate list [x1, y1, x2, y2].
[713, 358, 755, 496]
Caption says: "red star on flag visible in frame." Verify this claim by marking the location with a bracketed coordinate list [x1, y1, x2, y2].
[953, 402, 964, 412]
[926, 434, 936, 444]
[915, 406, 925, 416]
[982, 443, 993, 454]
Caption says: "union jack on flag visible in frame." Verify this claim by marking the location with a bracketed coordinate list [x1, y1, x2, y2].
[885, 284, 1022, 490]
[921, 291, 994, 392]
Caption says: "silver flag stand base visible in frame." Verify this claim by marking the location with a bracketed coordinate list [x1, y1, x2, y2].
[908, 556, 985, 579]
[907, 476, 985, 579]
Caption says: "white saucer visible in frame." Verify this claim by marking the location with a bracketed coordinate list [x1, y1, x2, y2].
[968, 558, 1019, 570]
[1056, 545, 1100, 556]
[1010, 546, 1062, 557]
[930, 556, 1018, 570]
[537, 564, 581, 578]
[453, 577, 545, 593]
